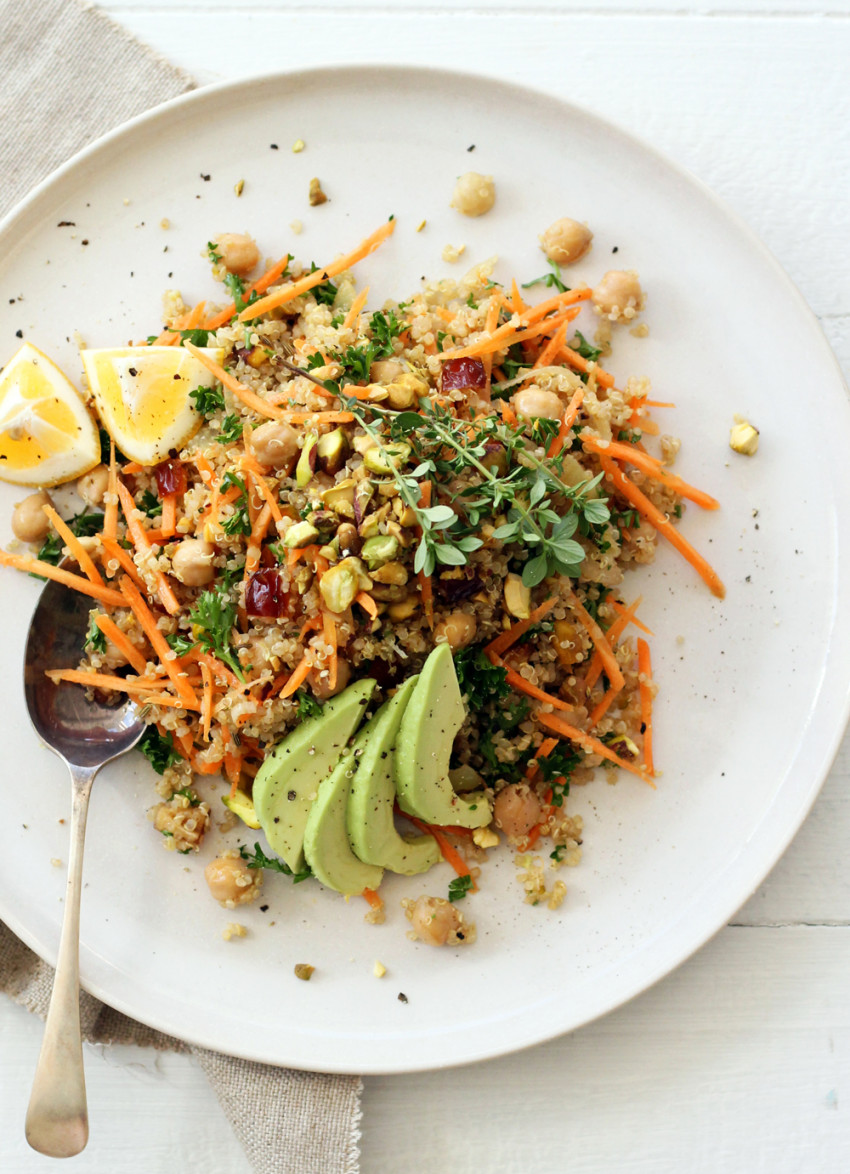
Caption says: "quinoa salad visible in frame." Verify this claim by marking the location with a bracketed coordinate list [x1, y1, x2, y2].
[0, 213, 724, 948]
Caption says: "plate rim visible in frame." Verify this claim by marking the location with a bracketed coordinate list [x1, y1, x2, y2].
[1, 62, 849, 1074]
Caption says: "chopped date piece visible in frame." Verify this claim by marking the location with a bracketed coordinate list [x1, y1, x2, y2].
[154, 459, 187, 498]
[245, 568, 290, 618]
[434, 570, 482, 603]
[441, 356, 486, 394]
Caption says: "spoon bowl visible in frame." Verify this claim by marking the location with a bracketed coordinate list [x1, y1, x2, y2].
[22, 568, 146, 1157]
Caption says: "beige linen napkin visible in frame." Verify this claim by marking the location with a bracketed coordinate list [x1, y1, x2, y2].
[0, 4, 362, 1171]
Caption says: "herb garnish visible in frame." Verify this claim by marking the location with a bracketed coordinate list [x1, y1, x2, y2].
[454, 645, 510, 710]
[295, 691, 323, 720]
[522, 259, 569, 294]
[239, 842, 312, 884]
[217, 413, 244, 444]
[448, 874, 474, 902]
[34, 510, 105, 572]
[85, 613, 107, 654]
[218, 471, 251, 536]
[172, 786, 200, 807]
[188, 585, 244, 678]
[190, 383, 226, 416]
[570, 330, 602, 363]
[138, 726, 181, 775]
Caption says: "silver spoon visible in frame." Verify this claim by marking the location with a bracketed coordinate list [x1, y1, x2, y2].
[22, 569, 145, 1157]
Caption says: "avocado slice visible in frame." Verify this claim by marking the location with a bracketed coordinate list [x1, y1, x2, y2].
[303, 749, 384, 895]
[395, 644, 493, 828]
[346, 677, 441, 875]
[252, 679, 375, 872]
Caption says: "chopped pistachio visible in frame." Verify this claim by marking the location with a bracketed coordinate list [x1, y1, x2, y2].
[729, 418, 759, 455]
[373, 960, 387, 978]
[504, 573, 531, 619]
[316, 428, 350, 475]
[292, 139, 306, 153]
[361, 534, 400, 569]
[319, 558, 365, 613]
[234, 179, 245, 197]
[473, 826, 500, 849]
[386, 594, 420, 621]
[415, 220, 426, 233]
[283, 520, 320, 549]
[371, 560, 408, 586]
[308, 177, 328, 206]
[294, 963, 315, 981]
[363, 442, 411, 476]
[296, 432, 319, 486]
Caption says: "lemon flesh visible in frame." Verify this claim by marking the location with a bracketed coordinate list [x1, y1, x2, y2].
[0, 343, 100, 487]
[81, 346, 224, 466]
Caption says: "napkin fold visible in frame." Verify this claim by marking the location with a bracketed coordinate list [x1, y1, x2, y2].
[0, 4, 362, 1172]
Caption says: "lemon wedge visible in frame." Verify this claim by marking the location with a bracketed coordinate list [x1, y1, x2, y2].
[0, 343, 100, 487]
[81, 345, 224, 465]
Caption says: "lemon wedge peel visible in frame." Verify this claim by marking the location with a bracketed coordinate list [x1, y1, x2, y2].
[0, 343, 100, 487]
[81, 346, 224, 466]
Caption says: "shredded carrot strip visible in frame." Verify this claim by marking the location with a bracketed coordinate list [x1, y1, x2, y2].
[499, 399, 518, 427]
[241, 465, 283, 524]
[119, 577, 199, 710]
[138, 692, 192, 709]
[99, 536, 146, 591]
[183, 343, 292, 422]
[40, 504, 105, 587]
[94, 614, 148, 675]
[481, 297, 500, 395]
[244, 501, 272, 577]
[637, 637, 655, 776]
[538, 711, 656, 787]
[191, 453, 217, 485]
[441, 306, 581, 361]
[509, 279, 525, 315]
[0, 549, 125, 607]
[298, 614, 323, 640]
[588, 679, 623, 728]
[103, 438, 119, 541]
[568, 592, 625, 693]
[115, 479, 180, 615]
[200, 659, 214, 742]
[547, 387, 585, 458]
[343, 285, 370, 332]
[585, 596, 643, 692]
[362, 888, 384, 910]
[525, 737, 559, 781]
[598, 455, 725, 599]
[533, 317, 571, 372]
[45, 669, 169, 695]
[495, 661, 573, 712]
[189, 650, 246, 693]
[279, 653, 312, 699]
[403, 814, 476, 888]
[203, 253, 294, 330]
[220, 725, 242, 794]
[522, 287, 592, 325]
[241, 219, 396, 321]
[484, 597, 558, 659]
[161, 493, 178, 538]
[355, 591, 378, 620]
[555, 344, 615, 389]
[610, 597, 653, 636]
[582, 436, 719, 510]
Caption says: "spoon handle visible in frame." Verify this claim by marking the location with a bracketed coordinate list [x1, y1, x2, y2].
[25, 765, 96, 1158]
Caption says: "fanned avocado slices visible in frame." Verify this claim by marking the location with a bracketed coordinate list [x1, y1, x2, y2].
[395, 644, 493, 828]
[252, 679, 375, 873]
[346, 676, 441, 875]
[303, 749, 384, 896]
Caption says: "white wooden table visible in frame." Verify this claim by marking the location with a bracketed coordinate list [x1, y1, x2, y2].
[2, 2, 849, 1170]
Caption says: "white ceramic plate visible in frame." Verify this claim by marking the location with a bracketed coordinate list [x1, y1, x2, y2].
[1, 67, 848, 1075]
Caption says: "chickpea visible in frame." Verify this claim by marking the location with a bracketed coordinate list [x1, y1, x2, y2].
[512, 386, 564, 422]
[77, 464, 110, 507]
[539, 217, 593, 266]
[171, 538, 216, 586]
[592, 269, 644, 323]
[249, 421, 299, 469]
[204, 854, 262, 907]
[434, 611, 477, 651]
[493, 783, 543, 841]
[450, 171, 496, 218]
[308, 658, 351, 701]
[212, 232, 260, 277]
[369, 359, 405, 383]
[11, 490, 52, 543]
[408, 896, 468, 947]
